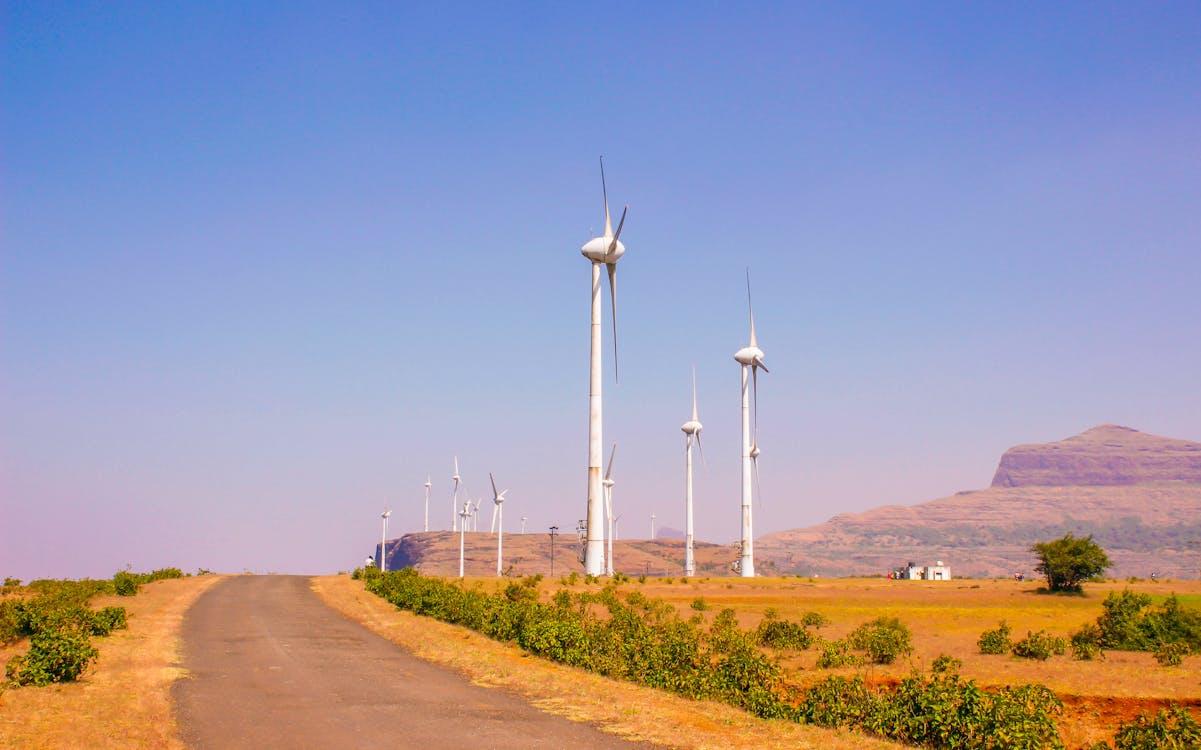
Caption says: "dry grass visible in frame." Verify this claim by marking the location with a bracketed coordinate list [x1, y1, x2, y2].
[328, 574, 1201, 749]
[0, 575, 224, 749]
[312, 574, 905, 750]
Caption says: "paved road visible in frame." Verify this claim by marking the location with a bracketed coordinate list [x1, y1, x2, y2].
[174, 575, 648, 749]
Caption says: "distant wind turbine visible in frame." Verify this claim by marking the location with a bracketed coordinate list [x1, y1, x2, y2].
[451, 456, 461, 531]
[579, 157, 628, 577]
[521, 515, 527, 534]
[380, 508, 392, 573]
[490, 472, 508, 577]
[603, 443, 617, 576]
[423, 476, 431, 533]
[650, 512, 656, 541]
[733, 271, 768, 577]
[680, 366, 703, 577]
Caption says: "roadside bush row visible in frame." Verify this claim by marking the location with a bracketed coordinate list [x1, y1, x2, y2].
[362, 568, 1072, 750]
[0, 568, 181, 687]
[978, 591, 1201, 665]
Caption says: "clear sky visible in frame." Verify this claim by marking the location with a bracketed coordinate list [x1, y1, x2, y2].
[3, 2, 1199, 579]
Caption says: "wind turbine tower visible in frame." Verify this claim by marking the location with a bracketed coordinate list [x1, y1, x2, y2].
[733, 272, 768, 577]
[451, 457, 461, 531]
[680, 367, 703, 577]
[423, 476, 431, 533]
[579, 157, 628, 577]
[458, 500, 471, 577]
[490, 473, 508, 577]
[650, 512, 656, 540]
[603, 443, 616, 576]
[380, 508, 392, 573]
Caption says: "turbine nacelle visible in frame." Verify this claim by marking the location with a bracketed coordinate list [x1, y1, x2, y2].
[581, 237, 625, 264]
[734, 345, 767, 368]
[681, 419, 703, 435]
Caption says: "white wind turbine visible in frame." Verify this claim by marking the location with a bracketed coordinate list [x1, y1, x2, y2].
[521, 515, 527, 534]
[451, 456, 461, 531]
[471, 497, 483, 532]
[490, 473, 508, 577]
[603, 443, 617, 576]
[423, 476, 431, 533]
[579, 157, 628, 577]
[650, 512, 656, 540]
[733, 271, 768, 577]
[379, 508, 392, 573]
[680, 367, 704, 578]
[457, 499, 472, 577]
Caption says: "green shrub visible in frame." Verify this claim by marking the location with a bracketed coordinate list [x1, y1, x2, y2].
[848, 616, 912, 664]
[87, 606, 128, 637]
[1012, 630, 1067, 661]
[1154, 642, 1189, 667]
[800, 611, 829, 628]
[931, 653, 962, 673]
[816, 639, 863, 669]
[1112, 706, 1201, 749]
[1071, 623, 1105, 661]
[584, 573, 599, 584]
[1096, 591, 1201, 653]
[690, 597, 710, 611]
[5, 628, 99, 686]
[112, 571, 140, 597]
[755, 618, 813, 650]
[978, 620, 1013, 655]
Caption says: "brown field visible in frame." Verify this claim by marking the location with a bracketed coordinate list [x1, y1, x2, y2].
[324, 573, 1201, 750]
[0, 575, 224, 749]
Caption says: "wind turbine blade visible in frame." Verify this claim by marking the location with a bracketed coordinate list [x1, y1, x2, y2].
[600, 156, 612, 237]
[454, 455, 459, 475]
[691, 364, 698, 421]
[605, 442, 617, 480]
[752, 365, 759, 443]
[607, 262, 619, 383]
[695, 432, 706, 468]
[753, 454, 764, 509]
[490, 472, 499, 499]
[756, 358, 770, 374]
[746, 268, 757, 348]
[608, 205, 627, 254]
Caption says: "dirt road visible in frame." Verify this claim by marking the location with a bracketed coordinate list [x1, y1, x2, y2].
[173, 575, 649, 749]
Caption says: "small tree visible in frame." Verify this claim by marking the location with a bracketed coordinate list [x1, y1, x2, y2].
[1030, 533, 1112, 593]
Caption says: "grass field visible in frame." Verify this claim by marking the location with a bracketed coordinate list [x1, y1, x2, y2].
[342, 573, 1201, 749]
[0, 575, 223, 749]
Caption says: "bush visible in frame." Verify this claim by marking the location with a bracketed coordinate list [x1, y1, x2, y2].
[1096, 590, 1201, 653]
[1112, 706, 1201, 749]
[5, 628, 99, 686]
[691, 597, 710, 611]
[755, 618, 813, 650]
[816, 639, 864, 669]
[1011, 630, 1067, 661]
[112, 571, 140, 597]
[848, 616, 912, 664]
[800, 611, 829, 628]
[931, 654, 962, 673]
[978, 620, 1013, 655]
[1071, 623, 1105, 661]
[1154, 642, 1189, 667]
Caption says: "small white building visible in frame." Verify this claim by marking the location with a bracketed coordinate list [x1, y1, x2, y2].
[923, 560, 952, 581]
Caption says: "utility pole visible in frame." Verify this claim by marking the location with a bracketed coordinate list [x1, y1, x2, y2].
[549, 526, 559, 577]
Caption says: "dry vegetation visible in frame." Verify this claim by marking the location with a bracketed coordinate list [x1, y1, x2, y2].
[0, 575, 223, 749]
[327, 573, 1201, 750]
[312, 574, 905, 750]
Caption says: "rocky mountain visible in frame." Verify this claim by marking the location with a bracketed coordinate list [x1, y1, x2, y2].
[757, 425, 1201, 579]
[991, 424, 1201, 487]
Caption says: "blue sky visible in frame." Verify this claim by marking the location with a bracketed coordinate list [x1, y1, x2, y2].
[3, 2, 1199, 578]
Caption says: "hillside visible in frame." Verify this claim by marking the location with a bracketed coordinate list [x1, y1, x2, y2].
[379, 531, 738, 578]
[758, 425, 1201, 579]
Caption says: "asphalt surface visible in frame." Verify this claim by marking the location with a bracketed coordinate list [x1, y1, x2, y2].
[173, 575, 649, 749]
